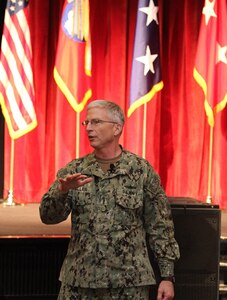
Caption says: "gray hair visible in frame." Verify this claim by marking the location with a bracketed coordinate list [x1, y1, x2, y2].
[87, 100, 125, 125]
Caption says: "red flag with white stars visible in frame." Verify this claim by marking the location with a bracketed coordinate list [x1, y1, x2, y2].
[194, 0, 227, 127]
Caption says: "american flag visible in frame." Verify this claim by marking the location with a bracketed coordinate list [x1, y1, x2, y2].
[194, 0, 227, 127]
[0, 0, 37, 139]
[128, 0, 163, 117]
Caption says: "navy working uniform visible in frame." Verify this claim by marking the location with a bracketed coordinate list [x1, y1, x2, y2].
[39, 147, 180, 295]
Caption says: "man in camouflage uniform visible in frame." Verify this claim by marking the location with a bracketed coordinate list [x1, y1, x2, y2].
[39, 100, 180, 300]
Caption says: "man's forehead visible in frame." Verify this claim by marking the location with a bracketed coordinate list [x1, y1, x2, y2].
[86, 106, 108, 115]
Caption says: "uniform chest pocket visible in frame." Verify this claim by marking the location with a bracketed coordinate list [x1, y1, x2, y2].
[114, 190, 143, 225]
[73, 190, 92, 223]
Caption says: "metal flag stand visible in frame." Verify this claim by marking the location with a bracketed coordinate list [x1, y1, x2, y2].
[1, 139, 23, 207]
[3, 190, 15, 206]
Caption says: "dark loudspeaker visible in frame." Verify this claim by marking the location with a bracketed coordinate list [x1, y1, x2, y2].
[170, 197, 220, 300]
[149, 198, 220, 300]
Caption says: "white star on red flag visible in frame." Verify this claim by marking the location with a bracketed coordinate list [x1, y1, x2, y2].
[194, 0, 227, 126]
[202, 0, 217, 25]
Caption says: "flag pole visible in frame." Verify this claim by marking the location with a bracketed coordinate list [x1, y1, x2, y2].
[76, 112, 80, 158]
[206, 125, 214, 204]
[3, 138, 16, 206]
[71, 0, 80, 160]
[142, 103, 147, 159]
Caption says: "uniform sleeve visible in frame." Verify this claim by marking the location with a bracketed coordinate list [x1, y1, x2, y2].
[143, 167, 180, 277]
[39, 168, 73, 224]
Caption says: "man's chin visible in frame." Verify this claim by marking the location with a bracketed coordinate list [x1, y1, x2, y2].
[89, 141, 98, 148]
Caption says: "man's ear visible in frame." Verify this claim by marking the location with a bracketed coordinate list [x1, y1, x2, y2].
[114, 124, 122, 136]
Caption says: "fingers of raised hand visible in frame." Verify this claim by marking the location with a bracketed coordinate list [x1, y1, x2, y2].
[59, 173, 93, 190]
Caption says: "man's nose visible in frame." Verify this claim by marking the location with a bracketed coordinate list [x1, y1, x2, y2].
[86, 122, 93, 130]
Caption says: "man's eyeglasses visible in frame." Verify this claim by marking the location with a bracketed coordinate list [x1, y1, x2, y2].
[81, 119, 118, 127]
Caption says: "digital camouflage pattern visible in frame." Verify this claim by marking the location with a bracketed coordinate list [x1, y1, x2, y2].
[39, 148, 180, 289]
[58, 284, 150, 300]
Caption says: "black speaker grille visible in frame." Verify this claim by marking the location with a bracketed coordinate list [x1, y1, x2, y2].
[171, 201, 220, 300]
[175, 273, 218, 300]
[0, 238, 68, 297]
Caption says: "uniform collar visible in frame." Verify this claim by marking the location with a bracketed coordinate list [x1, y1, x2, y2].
[80, 146, 131, 178]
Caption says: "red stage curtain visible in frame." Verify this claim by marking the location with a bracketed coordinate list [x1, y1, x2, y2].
[3, 0, 227, 208]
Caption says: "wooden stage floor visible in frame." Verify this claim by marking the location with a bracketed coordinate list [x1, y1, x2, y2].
[0, 200, 227, 238]
[0, 202, 71, 237]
